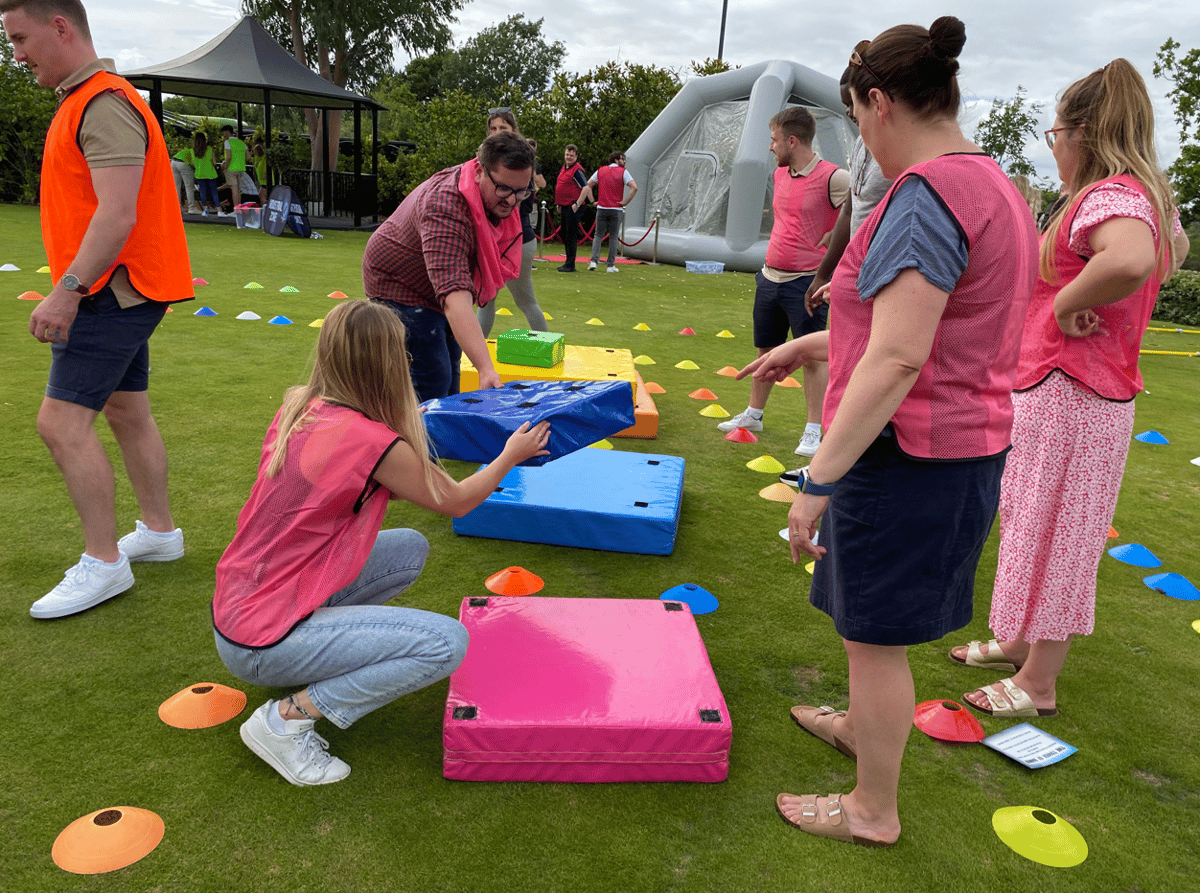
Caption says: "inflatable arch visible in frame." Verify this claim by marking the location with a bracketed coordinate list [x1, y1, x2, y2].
[621, 61, 856, 272]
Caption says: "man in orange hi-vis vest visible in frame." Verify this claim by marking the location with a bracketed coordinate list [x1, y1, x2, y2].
[2, 0, 194, 620]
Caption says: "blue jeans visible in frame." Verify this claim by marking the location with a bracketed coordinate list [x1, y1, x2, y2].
[214, 529, 469, 729]
[590, 207, 622, 265]
[197, 177, 221, 209]
[372, 300, 461, 402]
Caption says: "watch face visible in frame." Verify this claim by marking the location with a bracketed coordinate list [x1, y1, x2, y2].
[62, 274, 80, 291]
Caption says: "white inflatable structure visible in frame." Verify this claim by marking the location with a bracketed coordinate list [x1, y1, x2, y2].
[621, 61, 856, 272]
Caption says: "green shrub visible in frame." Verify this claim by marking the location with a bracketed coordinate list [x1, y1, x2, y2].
[1155, 268, 1200, 325]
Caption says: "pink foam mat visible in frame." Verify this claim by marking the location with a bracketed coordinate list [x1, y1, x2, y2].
[443, 596, 731, 782]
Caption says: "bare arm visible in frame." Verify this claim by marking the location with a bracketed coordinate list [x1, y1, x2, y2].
[575, 184, 593, 207]
[443, 289, 501, 389]
[1171, 228, 1190, 278]
[787, 269, 949, 561]
[735, 331, 830, 383]
[533, 170, 547, 190]
[31, 164, 143, 342]
[806, 198, 853, 310]
[1053, 217, 1157, 337]
[373, 421, 550, 517]
[621, 180, 638, 207]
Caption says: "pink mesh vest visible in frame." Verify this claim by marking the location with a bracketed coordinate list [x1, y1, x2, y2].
[213, 402, 400, 647]
[764, 161, 840, 272]
[1015, 175, 1165, 401]
[825, 154, 1038, 460]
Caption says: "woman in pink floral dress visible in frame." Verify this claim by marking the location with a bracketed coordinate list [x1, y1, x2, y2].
[952, 59, 1189, 717]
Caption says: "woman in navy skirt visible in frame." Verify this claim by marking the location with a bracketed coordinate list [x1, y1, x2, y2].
[743, 17, 1038, 846]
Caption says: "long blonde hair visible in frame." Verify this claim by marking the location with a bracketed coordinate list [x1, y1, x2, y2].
[266, 300, 439, 499]
[1041, 59, 1179, 283]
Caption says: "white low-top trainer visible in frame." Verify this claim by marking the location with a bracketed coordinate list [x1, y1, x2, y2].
[118, 520, 184, 562]
[31, 553, 134, 619]
[240, 701, 351, 786]
[795, 430, 822, 457]
[717, 409, 764, 433]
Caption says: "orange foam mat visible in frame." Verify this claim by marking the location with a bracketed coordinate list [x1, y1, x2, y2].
[613, 370, 659, 439]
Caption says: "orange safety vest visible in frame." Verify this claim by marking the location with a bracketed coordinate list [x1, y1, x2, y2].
[41, 70, 193, 303]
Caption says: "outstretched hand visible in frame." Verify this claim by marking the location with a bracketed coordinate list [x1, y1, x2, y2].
[735, 341, 806, 384]
[1057, 309, 1108, 338]
[504, 421, 551, 464]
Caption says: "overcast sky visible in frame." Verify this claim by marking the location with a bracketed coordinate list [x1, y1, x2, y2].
[92, 0, 1199, 183]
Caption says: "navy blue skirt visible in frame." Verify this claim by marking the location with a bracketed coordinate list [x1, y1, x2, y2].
[809, 430, 1006, 646]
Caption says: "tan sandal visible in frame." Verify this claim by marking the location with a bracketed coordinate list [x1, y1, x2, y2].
[776, 793, 894, 847]
[790, 705, 857, 761]
[964, 679, 1057, 717]
[949, 639, 1019, 673]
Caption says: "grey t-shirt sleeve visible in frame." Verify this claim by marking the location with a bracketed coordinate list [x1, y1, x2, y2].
[856, 175, 968, 301]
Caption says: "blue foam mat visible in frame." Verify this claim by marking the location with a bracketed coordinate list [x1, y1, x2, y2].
[454, 448, 685, 555]
[423, 380, 634, 466]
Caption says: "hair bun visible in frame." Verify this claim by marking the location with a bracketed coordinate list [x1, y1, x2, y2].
[928, 16, 966, 61]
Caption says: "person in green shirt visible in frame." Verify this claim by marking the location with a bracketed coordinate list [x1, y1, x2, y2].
[171, 146, 201, 214]
[252, 138, 268, 205]
[191, 131, 224, 216]
[221, 124, 248, 210]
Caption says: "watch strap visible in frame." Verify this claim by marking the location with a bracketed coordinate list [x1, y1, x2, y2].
[799, 467, 837, 496]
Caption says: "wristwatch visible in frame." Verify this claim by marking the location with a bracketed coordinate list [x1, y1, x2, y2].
[799, 467, 837, 496]
[60, 273, 90, 297]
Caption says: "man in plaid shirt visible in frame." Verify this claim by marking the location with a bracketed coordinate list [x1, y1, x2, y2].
[363, 132, 535, 400]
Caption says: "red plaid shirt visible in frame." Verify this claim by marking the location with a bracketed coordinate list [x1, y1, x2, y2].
[362, 165, 477, 311]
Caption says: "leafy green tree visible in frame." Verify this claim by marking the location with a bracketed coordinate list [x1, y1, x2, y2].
[690, 57, 734, 77]
[1155, 38, 1200, 228]
[242, 0, 461, 169]
[0, 37, 57, 203]
[440, 15, 565, 106]
[973, 86, 1041, 178]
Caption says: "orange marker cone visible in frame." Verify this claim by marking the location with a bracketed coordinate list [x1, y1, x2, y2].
[1108, 525, 1119, 539]
[689, 388, 718, 400]
[328, 290, 348, 299]
[715, 366, 739, 377]
[485, 566, 545, 596]
[759, 483, 796, 502]
[643, 381, 666, 394]
[52, 807, 165, 874]
[779, 376, 801, 388]
[18, 290, 45, 301]
[158, 682, 247, 729]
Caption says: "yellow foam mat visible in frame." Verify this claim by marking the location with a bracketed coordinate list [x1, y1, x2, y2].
[461, 343, 638, 403]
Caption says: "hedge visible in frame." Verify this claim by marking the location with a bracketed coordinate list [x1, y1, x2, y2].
[1155, 269, 1200, 326]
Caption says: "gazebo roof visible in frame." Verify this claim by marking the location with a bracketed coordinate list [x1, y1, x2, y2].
[121, 16, 384, 111]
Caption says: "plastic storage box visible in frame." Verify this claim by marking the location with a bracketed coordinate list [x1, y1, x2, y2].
[234, 203, 262, 229]
[496, 329, 566, 368]
[685, 260, 724, 274]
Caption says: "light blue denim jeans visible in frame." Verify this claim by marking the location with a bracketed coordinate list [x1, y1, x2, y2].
[215, 528, 468, 729]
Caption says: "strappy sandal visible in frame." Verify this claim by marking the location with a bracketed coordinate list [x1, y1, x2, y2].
[776, 793, 894, 847]
[949, 639, 1020, 673]
[790, 705, 856, 761]
[964, 679, 1057, 717]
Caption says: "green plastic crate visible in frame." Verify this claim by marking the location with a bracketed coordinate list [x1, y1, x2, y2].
[496, 329, 566, 368]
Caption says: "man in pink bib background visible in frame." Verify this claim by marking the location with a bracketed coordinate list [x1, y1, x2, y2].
[719, 107, 849, 461]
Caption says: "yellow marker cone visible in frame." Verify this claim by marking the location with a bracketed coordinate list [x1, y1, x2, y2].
[589, 439, 613, 449]
[747, 455, 786, 473]
[759, 483, 796, 502]
[309, 319, 324, 328]
[716, 330, 734, 338]
[634, 355, 656, 365]
[38, 265, 51, 273]
[675, 360, 700, 370]
[700, 404, 730, 418]
[543, 312, 553, 320]
[992, 806, 1088, 868]
[806, 561, 815, 574]
[586, 317, 605, 325]
[634, 322, 651, 331]
[497, 307, 512, 316]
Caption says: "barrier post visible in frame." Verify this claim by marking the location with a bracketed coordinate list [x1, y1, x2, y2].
[537, 201, 546, 260]
[650, 211, 661, 265]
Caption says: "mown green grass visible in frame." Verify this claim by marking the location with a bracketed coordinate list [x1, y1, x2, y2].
[1, 202, 1198, 892]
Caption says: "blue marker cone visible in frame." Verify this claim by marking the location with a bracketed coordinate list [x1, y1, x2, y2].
[1143, 572, 1200, 601]
[1134, 430, 1169, 444]
[1108, 543, 1162, 568]
[193, 306, 218, 316]
[660, 583, 719, 615]
[268, 315, 293, 325]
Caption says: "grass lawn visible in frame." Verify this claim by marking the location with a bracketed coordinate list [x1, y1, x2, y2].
[1, 202, 1198, 892]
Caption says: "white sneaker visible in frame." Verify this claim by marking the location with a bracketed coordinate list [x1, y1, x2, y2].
[31, 553, 134, 619]
[240, 700, 351, 786]
[795, 430, 822, 457]
[779, 468, 803, 488]
[606, 265, 619, 273]
[717, 409, 764, 433]
[119, 520, 184, 562]
[587, 261, 597, 271]
[217, 211, 232, 218]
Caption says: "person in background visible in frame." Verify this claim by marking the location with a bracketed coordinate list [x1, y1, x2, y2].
[252, 138, 268, 205]
[952, 59, 1189, 719]
[747, 17, 1038, 846]
[476, 107, 549, 338]
[220, 124, 248, 209]
[171, 144, 201, 214]
[554, 143, 588, 272]
[577, 151, 637, 272]
[191, 130, 223, 216]
[214, 300, 551, 785]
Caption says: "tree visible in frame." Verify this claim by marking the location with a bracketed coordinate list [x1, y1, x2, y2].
[0, 38, 57, 203]
[441, 15, 565, 106]
[242, 0, 462, 169]
[1155, 38, 1200, 228]
[973, 86, 1041, 178]
[690, 57, 734, 78]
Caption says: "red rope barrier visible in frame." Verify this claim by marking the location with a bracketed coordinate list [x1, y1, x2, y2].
[617, 218, 657, 248]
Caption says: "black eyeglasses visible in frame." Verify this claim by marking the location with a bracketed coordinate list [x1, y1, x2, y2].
[485, 166, 533, 201]
[849, 39, 889, 91]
